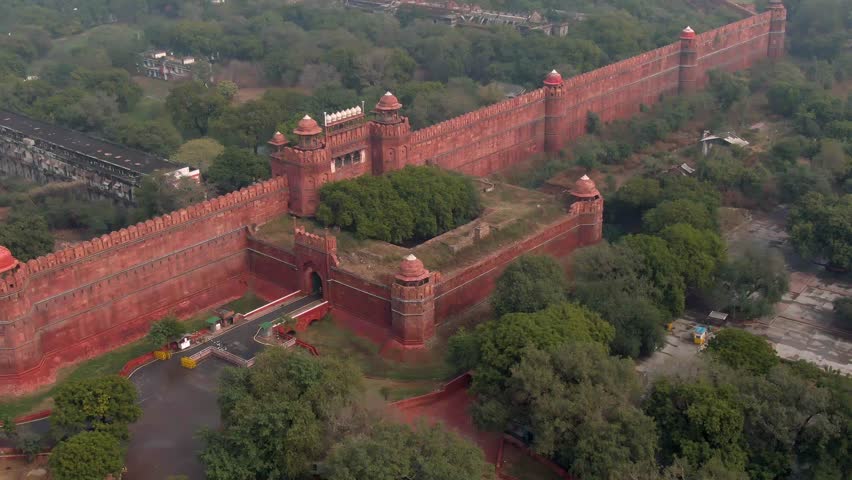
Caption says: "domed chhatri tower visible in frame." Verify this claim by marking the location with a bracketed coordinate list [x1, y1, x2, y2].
[276, 115, 332, 217]
[0, 246, 18, 275]
[0, 245, 30, 328]
[569, 174, 601, 201]
[390, 254, 436, 348]
[569, 175, 604, 245]
[543, 69, 568, 153]
[370, 92, 411, 175]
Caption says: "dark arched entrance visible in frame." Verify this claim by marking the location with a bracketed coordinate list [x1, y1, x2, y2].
[311, 271, 323, 297]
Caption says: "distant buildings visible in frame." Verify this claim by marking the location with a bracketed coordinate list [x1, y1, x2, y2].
[0, 110, 198, 203]
[343, 0, 576, 37]
[138, 50, 196, 81]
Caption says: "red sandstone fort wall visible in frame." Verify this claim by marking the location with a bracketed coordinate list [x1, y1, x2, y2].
[0, 178, 290, 394]
[694, 12, 772, 85]
[328, 268, 392, 328]
[407, 89, 547, 176]
[434, 201, 604, 320]
[247, 237, 300, 299]
[401, 11, 772, 179]
[0, 9, 782, 394]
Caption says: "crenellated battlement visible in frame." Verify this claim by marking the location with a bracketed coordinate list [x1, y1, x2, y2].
[408, 88, 546, 145]
[294, 226, 338, 255]
[18, 177, 288, 277]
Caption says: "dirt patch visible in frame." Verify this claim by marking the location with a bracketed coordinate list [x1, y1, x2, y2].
[214, 60, 268, 88]
[0, 457, 50, 480]
[232, 87, 268, 105]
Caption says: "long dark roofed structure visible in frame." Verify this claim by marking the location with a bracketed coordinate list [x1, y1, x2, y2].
[0, 110, 196, 203]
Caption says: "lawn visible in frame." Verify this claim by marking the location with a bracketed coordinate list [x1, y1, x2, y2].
[0, 338, 152, 420]
[0, 291, 267, 420]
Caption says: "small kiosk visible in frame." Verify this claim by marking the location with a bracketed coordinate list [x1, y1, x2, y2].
[693, 326, 709, 345]
[206, 316, 222, 332]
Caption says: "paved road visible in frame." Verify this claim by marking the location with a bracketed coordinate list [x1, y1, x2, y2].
[12, 295, 319, 480]
[124, 294, 319, 480]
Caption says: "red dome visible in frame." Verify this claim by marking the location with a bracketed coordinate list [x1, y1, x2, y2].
[0, 246, 18, 274]
[396, 254, 429, 281]
[269, 131, 287, 145]
[294, 115, 322, 136]
[680, 26, 696, 39]
[376, 92, 402, 111]
[543, 69, 563, 86]
[570, 175, 600, 198]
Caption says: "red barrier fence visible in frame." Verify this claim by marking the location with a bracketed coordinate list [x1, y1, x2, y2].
[295, 339, 319, 356]
[390, 372, 472, 410]
[118, 352, 156, 378]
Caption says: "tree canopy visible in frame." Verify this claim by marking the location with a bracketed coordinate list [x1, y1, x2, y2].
[706, 245, 789, 320]
[483, 343, 657, 479]
[706, 329, 779, 375]
[51, 375, 142, 441]
[0, 207, 54, 261]
[49, 431, 125, 480]
[788, 193, 852, 271]
[317, 166, 481, 244]
[448, 301, 614, 406]
[200, 349, 363, 480]
[322, 422, 492, 480]
[491, 255, 567, 317]
[204, 147, 271, 195]
[146, 316, 187, 349]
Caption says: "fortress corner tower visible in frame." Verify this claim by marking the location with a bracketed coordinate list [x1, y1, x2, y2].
[390, 254, 436, 348]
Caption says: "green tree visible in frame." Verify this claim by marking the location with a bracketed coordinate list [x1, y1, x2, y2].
[146, 316, 186, 348]
[495, 344, 658, 479]
[621, 234, 686, 316]
[166, 81, 227, 137]
[0, 207, 54, 261]
[200, 349, 362, 480]
[570, 242, 670, 358]
[707, 329, 779, 375]
[317, 166, 479, 244]
[322, 422, 492, 480]
[49, 431, 125, 480]
[708, 70, 748, 111]
[449, 302, 614, 406]
[210, 100, 278, 153]
[133, 175, 207, 220]
[660, 223, 725, 291]
[109, 117, 182, 156]
[643, 199, 716, 233]
[205, 147, 270, 194]
[172, 138, 225, 171]
[707, 245, 789, 320]
[51, 375, 142, 440]
[492, 255, 567, 317]
[645, 379, 747, 471]
[788, 193, 852, 271]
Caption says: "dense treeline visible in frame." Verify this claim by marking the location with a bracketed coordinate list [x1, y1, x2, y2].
[0, 0, 744, 163]
[200, 348, 492, 480]
[316, 166, 481, 244]
[450, 258, 848, 479]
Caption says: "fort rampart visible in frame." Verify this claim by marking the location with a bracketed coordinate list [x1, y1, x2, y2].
[0, 4, 784, 394]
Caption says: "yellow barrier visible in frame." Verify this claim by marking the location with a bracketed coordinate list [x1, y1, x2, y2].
[154, 350, 172, 360]
[181, 357, 197, 369]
